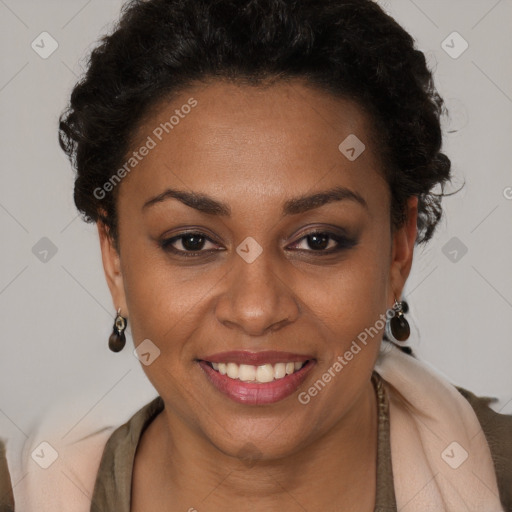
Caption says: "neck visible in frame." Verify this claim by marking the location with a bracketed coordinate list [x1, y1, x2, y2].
[135, 378, 378, 512]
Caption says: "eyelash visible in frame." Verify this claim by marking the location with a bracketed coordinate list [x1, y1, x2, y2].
[159, 230, 357, 258]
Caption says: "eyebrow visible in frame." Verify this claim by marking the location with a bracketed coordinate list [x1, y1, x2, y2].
[142, 185, 368, 216]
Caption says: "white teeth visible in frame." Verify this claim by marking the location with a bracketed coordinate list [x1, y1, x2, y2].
[238, 364, 256, 382]
[226, 362, 238, 379]
[256, 364, 274, 383]
[274, 362, 286, 379]
[207, 360, 307, 383]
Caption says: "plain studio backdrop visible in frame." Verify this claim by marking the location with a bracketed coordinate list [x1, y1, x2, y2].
[0, 0, 511, 479]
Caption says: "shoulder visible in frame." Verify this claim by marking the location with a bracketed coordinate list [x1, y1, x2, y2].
[90, 396, 164, 511]
[456, 386, 512, 512]
[14, 395, 161, 512]
[15, 420, 116, 512]
[105, 395, 164, 445]
[96, 395, 164, 462]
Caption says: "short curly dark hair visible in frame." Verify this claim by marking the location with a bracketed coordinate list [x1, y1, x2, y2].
[59, 0, 453, 252]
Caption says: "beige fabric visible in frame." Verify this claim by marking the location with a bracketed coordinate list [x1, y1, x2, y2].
[15, 425, 115, 511]
[375, 344, 506, 511]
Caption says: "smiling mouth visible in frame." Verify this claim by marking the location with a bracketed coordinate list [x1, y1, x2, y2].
[196, 356, 316, 405]
[200, 360, 312, 383]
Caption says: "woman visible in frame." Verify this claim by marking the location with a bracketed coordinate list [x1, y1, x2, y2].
[20, 0, 512, 510]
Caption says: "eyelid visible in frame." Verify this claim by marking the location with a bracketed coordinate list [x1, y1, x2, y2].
[160, 227, 357, 257]
[289, 224, 352, 242]
[160, 231, 221, 254]
[286, 230, 357, 252]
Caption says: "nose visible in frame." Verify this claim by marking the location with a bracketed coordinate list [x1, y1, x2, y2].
[214, 250, 301, 336]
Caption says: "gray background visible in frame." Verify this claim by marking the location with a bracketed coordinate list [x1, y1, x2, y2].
[1, 0, 511, 481]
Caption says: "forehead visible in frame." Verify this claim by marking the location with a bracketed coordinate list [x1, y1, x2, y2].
[119, 79, 386, 210]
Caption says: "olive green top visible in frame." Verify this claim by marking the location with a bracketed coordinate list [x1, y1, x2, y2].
[90, 372, 512, 512]
[0, 440, 14, 512]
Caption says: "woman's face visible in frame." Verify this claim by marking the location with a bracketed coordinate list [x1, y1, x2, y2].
[99, 80, 417, 459]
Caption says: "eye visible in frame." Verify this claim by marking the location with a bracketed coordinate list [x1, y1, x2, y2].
[160, 228, 357, 258]
[160, 232, 221, 257]
[288, 230, 357, 253]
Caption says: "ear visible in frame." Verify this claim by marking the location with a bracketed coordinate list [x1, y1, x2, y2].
[388, 196, 418, 301]
[97, 220, 127, 315]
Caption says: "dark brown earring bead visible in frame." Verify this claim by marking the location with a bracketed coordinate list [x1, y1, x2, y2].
[109, 313, 128, 352]
[389, 313, 410, 342]
[109, 330, 126, 352]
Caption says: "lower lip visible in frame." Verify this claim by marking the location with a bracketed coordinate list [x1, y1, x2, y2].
[197, 360, 315, 405]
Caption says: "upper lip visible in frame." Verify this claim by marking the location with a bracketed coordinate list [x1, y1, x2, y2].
[199, 350, 314, 365]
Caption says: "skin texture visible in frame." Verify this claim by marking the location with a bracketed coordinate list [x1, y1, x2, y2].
[98, 80, 418, 511]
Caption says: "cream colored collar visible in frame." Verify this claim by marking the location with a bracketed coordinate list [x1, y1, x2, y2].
[375, 343, 503, 511]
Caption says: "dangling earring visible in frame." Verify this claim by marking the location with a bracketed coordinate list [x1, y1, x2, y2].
[385, 299, 410, 343]
[109, 307, 128, 352]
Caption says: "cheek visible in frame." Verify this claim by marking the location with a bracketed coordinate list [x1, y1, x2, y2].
[121, 212, 391, 359]
[304, 248, 389, 337]
[119, 244, 181, 344]
[122, 227, 391, 340]
[295, 253, 389, 420]
[120, 240, 227, 366]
